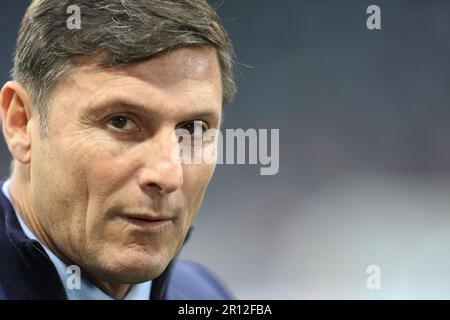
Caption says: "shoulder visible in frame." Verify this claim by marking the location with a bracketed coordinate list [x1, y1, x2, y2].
[166, 260, 234, 300]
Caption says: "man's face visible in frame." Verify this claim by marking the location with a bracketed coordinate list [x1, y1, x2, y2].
[29, 46, 222, 284]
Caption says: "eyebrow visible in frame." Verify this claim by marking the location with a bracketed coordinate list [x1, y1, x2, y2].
[87, 97, 221, 125]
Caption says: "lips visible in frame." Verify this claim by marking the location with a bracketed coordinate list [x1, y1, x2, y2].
[123, 213, 171, 221]
[119, 212, 173, 229]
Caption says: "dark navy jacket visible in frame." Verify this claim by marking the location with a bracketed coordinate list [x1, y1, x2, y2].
[0, 181, 232, 300]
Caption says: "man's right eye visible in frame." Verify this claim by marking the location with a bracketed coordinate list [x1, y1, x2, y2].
[107, 115, 139, 133]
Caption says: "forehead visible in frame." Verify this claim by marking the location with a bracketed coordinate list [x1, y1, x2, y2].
[52, 46, 222, 120]
[124, 46, 221, 86]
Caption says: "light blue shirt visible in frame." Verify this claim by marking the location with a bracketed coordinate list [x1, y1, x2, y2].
[1, 179, 152, 300]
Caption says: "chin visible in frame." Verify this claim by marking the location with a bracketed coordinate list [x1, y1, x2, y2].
[97, 247, 173, 284]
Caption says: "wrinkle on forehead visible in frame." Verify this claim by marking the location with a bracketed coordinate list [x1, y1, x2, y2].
[56, 46, 221, 94]
[49, 46, 222, 120]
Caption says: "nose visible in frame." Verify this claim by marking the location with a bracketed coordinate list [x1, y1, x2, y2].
[137, 128, 183, 194]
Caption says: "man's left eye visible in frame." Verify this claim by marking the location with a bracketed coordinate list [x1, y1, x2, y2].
[181, 121, 208, 136]
[107, 115, 138, 132]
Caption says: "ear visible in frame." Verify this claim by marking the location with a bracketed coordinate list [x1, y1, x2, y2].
[0, 81, 35, 164]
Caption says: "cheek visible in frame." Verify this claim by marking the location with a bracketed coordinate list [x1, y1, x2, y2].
[60, 132, 136, 193]
[34, 133, 131, 225]
[182, 163, 215, 214]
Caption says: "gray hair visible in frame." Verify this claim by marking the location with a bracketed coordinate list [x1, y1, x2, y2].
[12, 0, 236, 135]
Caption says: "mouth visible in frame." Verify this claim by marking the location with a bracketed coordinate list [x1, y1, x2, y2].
[120, 213, 173, 230]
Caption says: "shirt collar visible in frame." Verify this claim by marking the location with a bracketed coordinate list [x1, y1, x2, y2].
[1, 179, 151, 300]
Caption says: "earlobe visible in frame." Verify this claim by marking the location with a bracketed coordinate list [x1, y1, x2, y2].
[0, 81, 34, 164]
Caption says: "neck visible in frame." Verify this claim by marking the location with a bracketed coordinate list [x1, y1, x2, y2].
[8, 167, 132, 300]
